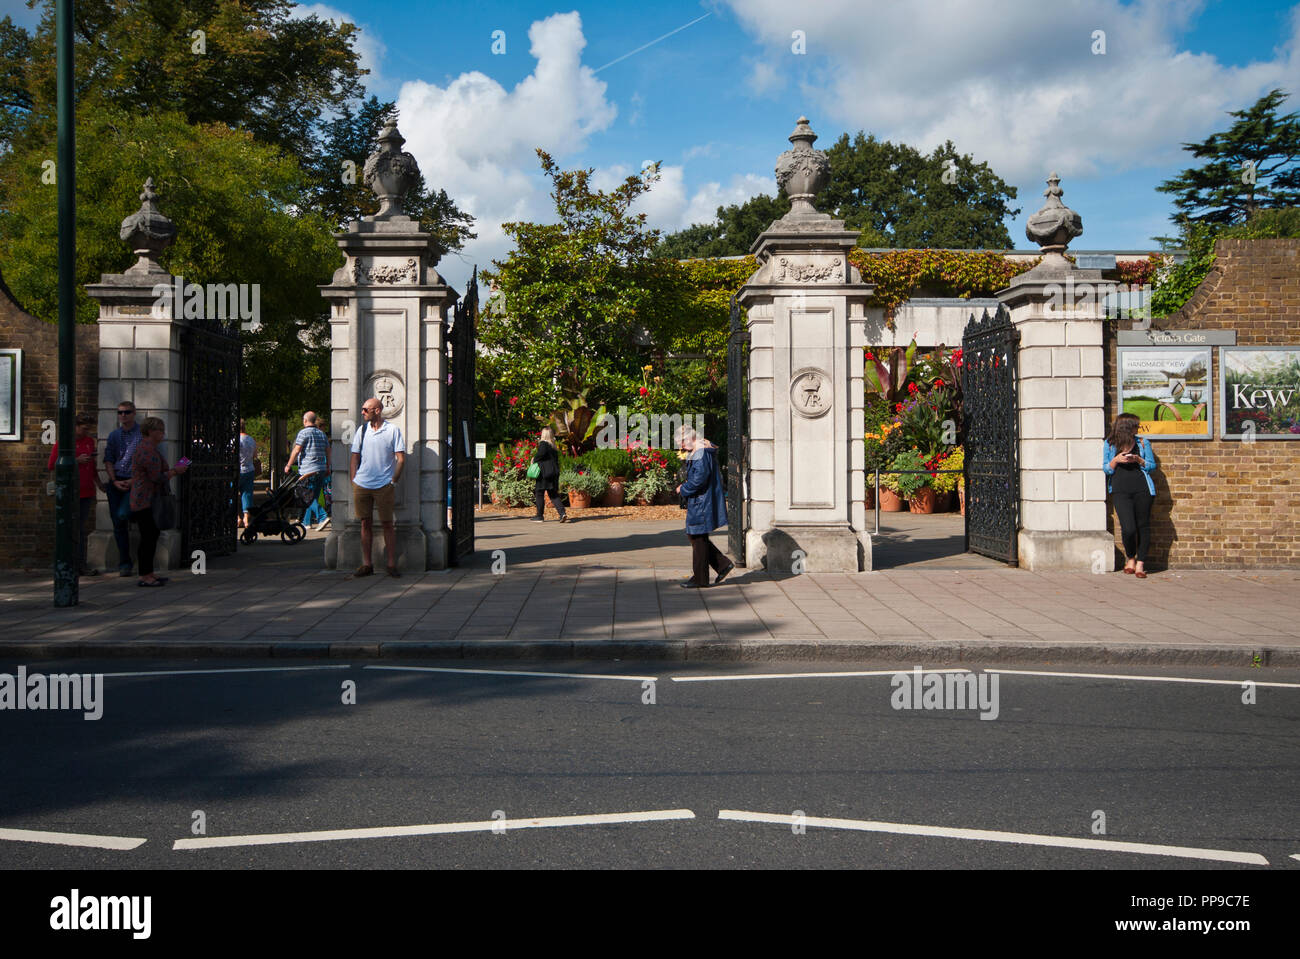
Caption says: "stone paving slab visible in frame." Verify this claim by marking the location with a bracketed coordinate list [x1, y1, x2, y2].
[3, 514, 1298, 665]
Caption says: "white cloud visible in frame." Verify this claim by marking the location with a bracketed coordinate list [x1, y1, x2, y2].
[723, 0, 1300, 183]
[593, 164, 775, 233]
[292, 3, 388, 90]
[392, 12, 618, 284]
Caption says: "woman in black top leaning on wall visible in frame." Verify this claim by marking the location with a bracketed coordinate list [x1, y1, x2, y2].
[1102, 411, 1158, 578]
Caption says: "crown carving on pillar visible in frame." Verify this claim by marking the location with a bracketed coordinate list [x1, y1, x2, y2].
[119, 178, 177, 275]
[363, 119, 421, 219]
[1025, 172, 1083, 255]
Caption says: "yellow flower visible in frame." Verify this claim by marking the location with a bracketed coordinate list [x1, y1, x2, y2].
[643, 364, 654, 372]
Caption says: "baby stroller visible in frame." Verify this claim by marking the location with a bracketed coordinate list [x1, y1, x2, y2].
[241, 472, 308, 544]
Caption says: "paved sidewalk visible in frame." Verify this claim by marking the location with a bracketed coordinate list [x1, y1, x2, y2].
[2, 514, 1297, 665]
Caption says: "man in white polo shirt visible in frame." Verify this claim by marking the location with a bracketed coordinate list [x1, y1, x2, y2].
[349, 397, 406, 578]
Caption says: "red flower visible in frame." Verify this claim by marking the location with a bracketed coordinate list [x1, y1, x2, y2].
[493, 389, 502, 395]
[895, 403, 903, 412]
[934, 379, 944, 387]
[639, 386, 648, 396]
[907, 382, 918, 394]
[509, 396, 518, 405]
[865, 351, 876, 361]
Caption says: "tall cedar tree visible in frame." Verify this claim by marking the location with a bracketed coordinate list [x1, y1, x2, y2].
[1157, 89, 1300, 225]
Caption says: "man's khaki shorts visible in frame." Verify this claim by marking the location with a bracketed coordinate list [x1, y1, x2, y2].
[353, 481, 395, 524]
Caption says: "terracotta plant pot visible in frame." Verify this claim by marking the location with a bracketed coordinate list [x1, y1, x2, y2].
[602, 477, 626, 508]
[865, 485, 875, 510]
[568, 490, 592, 510]
[909, 487, 937, 514]
[879, 488, 905, 512]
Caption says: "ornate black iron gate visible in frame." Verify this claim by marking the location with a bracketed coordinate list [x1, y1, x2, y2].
[726, 295, 749, 565]
[179, 316, 240, 559]
[448, 268, 478, 564]
[962, 305, 1020, 564]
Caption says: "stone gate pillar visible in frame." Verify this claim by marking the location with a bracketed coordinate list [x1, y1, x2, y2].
[85, 180, 185, 573]
[737, 117, 873, 573]
[320, 121, 458, 572]
[998, 174, 1115, 570]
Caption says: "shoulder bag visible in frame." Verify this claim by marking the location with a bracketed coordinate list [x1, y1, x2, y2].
[152, 477, 177, 531]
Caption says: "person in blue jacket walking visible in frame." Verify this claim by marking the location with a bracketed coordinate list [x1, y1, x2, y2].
[1102, 411, 1158, 578]
[675, 425, 735, 589]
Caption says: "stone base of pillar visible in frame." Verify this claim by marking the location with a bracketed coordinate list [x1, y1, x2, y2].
[87, 528, 183, 573]
[324, 523, 446, 572]
[1018, 529, 1115, 572]
[760, 524, 867, 574]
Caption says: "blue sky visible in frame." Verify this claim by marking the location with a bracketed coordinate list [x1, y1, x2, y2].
[5, 0, 1299, 291]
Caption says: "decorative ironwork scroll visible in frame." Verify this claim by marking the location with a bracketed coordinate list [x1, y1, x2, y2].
[448, 269, 477, 564]
[726, 294, 749, 565]
[180, 315, 240, 560]
[962, 305, 1020, 564]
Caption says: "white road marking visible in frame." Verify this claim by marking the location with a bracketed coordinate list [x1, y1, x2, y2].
[0, 827, 146, 850]
[986, 668, 1300, 689]
[100, 666, 352, 678]
[365, 665, 657, 682]
[671, 669, 971, 683]
[718, 810, 1269, 865]
[174, 809, 696, 849]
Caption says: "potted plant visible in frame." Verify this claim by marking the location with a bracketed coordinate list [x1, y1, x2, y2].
[627, 467, 673, 506]
[928, 447, 963, 511]
[583, 449, 633, 506]
[886, 449, 933, 513]
[560, 469, 609, 509]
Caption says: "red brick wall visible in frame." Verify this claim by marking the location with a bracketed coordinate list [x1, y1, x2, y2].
[0, 271, 99, 570]
[1103, 239, 1300, 568]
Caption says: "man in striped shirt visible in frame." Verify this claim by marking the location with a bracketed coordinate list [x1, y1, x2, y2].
[286, 411, 330, 526]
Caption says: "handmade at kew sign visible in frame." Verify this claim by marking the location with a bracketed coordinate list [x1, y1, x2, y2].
[1117, 347, 1212, 439]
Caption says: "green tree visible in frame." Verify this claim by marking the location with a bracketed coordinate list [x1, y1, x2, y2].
[1157, 89, 1300, 225]
[0, 108, 339, 417]
[0, 2, 477, 419]
[656, 133, 1018, 257]
[479, 151, 688, 426]
[7, 0, 365, 158]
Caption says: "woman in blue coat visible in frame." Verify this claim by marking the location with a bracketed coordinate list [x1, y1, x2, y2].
[1102, 411, 1158, 578]
[675, 426, 735, 588]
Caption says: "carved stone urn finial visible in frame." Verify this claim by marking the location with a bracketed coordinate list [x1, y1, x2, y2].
[363, 119, 421, 219]
[1025, 172, 1082, 255]
[775, 115, 832, 218]
[119, 178, 177, 275]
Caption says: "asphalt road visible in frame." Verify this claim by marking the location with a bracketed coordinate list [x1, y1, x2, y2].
[0, 658, 1296, 870]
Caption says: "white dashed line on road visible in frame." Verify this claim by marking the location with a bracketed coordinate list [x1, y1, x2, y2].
[985, 668, 1300, 689]
[718, 810, 1270, 865]
[0, 827, 146, 850]
[99, 665, 352, 678]
[671, 669, 971, 683]
[173, 808, 696, 849]
[364, 665, 658, 682]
